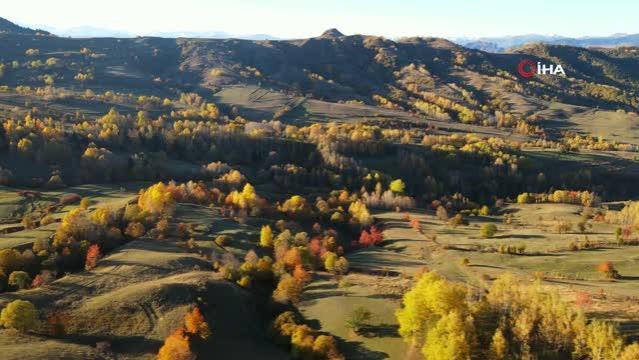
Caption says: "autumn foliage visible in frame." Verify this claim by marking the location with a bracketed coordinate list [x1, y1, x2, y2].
[158, 328, 194, 360]
[157, 306, 211, 359]
[184, 307, 211, 340]
[85, 244, 101, 270]
[359, 225, 384, 247]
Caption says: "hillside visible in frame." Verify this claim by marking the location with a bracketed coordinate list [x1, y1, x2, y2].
[0, 17, 49, 36]
[1, 15, 639, 360]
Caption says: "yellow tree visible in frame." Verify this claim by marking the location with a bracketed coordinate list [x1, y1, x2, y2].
[0, 300, 38, 332]
[422, 310, 474, 360]
[389, 179, 406, 194]
[396, 272, 468, 345]
[260, 225, 273, 247]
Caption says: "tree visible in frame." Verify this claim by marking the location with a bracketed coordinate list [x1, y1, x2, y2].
[125, 222, 146, 238]
[489, 328, 508, 360]
[260, 225, 273, 247]
[8, 271, 31, 290]
[85, 244, 101, 270]
[410, 218, 423, 233]
[369, 225, 384, 244]
[334, 257, 349, 275]
[0, 300, 38, 332]
[480, 224, 497, 238]
[389, 179, 406, 194]
[293, 265, 311, 285]
[479, 206, 490, 216]
[184, 307, 211, 340]
[597, 261, 619, 279]
[273, 274, 304, 303]
[0, 249, 23, 274]
[138, 182, 175, 215]
[396, 272, 468, 345]
[620, 343, 639, 360]
[157, 329, 195, 360]
[436, 206, 449, 221]
[422, 310, 474, 360]
[584, 321, 623, 360]
[323, 252, 338, 272]
[346, 306, 372, 333]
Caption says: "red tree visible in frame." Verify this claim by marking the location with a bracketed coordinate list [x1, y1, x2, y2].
[359, 229, 373, 247]
[85, 244, 101, 270]
[369, 225, 383, 245]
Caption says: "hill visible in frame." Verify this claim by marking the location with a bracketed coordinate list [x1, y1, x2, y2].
[0, 17, 49, 36]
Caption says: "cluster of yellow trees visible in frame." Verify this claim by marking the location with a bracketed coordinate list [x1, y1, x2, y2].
[606, 201, 639, 229]
[396, 272, 639, 360]
[562, 133, 638, 152]
[422, 133, 522, 167]
[272, 311, 343, 359]
[516, 190, 600, 207]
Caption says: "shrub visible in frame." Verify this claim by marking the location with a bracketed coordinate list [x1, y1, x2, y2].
[0, 300, 38, 332]
[479, 206, 490, 216]
[215, 235, 231, 247]
[345, 306, 372, 333]
[480, 224, 497, 238]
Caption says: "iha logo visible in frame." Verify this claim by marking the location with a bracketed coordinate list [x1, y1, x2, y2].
[517, 59, 565, 78]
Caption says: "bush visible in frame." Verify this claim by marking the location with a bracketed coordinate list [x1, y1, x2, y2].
[0, 300, 38, 332]
[480, 223, 497, 238]
[345, 306, 372, 333]
[215, 235, 231, 247]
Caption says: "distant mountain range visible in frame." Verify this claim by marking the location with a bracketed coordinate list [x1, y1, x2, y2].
[457, 34, 639, 52]
[5, 16, 639, 50]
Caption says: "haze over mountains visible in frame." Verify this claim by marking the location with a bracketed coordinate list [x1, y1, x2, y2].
[5, 15, 639, 52]
[457, 33, 639, 52]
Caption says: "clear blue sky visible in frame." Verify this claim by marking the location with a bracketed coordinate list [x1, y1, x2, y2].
[6, 0, 639, 38]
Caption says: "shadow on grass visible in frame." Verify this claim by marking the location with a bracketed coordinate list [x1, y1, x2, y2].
[336, 338, 389, 360]
[492, 234, 546, 239]
[359, 323, 400, 338]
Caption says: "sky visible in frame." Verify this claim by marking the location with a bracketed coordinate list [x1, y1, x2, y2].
[5, 0, 639, 39]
